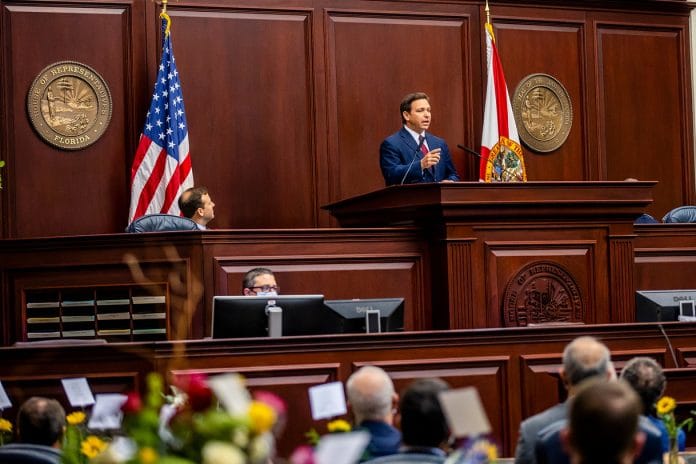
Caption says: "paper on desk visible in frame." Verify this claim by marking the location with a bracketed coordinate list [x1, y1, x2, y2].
[0, 381, 11, 410]
[314, 430, 370, 464]
[438, 387, 491, 437]
[88, 394, 128, 430]
[309, 381, 347, 420]
[61, 378, 95, 407]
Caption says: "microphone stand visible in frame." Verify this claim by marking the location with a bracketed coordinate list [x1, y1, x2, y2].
[399, 137, 426, 186]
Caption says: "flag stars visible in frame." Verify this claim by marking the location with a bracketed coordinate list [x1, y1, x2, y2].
[154, 107, 160, 114]
[168, 141, 175, 149]
[179, 122, 185, 130]
[156, 120, 163, 127]
[158, 132, 165, 140]
[145, 123, 153, 131]
[166, 128, 173, 135]
[159, 64, 164, 71]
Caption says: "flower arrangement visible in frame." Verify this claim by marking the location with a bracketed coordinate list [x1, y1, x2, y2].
[87, 372, 282, 464]
[0, 417, 11, 445]
[445, 437, 498, 464]
[657, 395, 695, 462]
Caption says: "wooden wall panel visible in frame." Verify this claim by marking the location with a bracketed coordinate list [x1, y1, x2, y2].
[170, 8, 317, 229]
[634, 224, 696, 292]
[326, 8, 475, 194]
[1, 2, 143, 237]
[596, 18, 692, 218]
[492, 12, 587, 180]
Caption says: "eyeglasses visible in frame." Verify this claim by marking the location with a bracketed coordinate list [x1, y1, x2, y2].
[250, 285, 279, 293]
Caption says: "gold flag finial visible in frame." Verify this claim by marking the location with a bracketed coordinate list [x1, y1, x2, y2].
[159, 0, 171, 36]
[485, 0, 490, 25]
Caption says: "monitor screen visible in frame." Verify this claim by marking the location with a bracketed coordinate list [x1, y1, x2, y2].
[635, 290, 696, 322]
[212, 294, 344, 338]
[324, 298, 404, 333]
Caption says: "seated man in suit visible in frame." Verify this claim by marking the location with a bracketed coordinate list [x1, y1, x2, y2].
[364, 378, 451, 464]
[514, 336, 614, 464]
[178, 186, 215, 230]
[0, 396, 66, 464]
[564, 380, 646, 464]
[380, 92, 460, 186]
[242, 267, 279, 296]
[346, 366, 401, 461]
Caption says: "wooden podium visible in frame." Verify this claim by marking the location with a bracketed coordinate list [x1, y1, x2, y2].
[324, 181, 655, 329]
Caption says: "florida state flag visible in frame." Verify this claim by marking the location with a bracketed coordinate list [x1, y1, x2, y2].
[480, 22, 526, 182]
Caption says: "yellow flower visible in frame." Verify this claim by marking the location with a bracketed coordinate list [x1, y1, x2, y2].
[248, 400, 277, 434]
[327, 419, 352, 433]
[139, 446, 159, 464]
[657, 396, 677, 415]
[66, 411, 86, 425]
[0, 418, 12, 433]
[80, 435, 107, 458]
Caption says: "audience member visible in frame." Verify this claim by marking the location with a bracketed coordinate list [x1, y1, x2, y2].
[364, 377, 451, 464]
[0, 396, 65, 463]
[620, 356, 685, 453]
[563, 379, 645, 464]
[515, 336, 613, 464]
[242, 267, 279, 296]
[379, 92, 460, 186]
[178, 186, 215, 230]
[346, 366, 401, 460]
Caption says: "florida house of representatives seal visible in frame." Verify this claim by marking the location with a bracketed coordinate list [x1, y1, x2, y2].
[27, 61, 112, 150]
[512, 73, 572, 153]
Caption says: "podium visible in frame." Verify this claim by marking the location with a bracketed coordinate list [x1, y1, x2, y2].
[324, 181, 655, 329]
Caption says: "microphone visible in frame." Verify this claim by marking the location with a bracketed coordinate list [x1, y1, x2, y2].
[658, 323, 680, 367]
[399, 137, 426, 186]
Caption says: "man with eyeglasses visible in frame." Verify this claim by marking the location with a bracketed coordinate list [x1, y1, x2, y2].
[242, 267, 279, 296]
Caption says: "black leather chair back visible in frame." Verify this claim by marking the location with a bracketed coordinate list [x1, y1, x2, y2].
[0, 444, 62, 464]
[126, 214, 198, 233]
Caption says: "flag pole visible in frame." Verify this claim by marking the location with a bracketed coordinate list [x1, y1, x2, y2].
[485, 0, 490, 26]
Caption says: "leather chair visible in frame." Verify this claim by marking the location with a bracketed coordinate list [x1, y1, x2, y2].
[0, 443, 62, 464]
[126, 214, 198, 233]
[362, 454, 445, 464]
[635, 213, 659, 224]
[535, 416, 663, 464]
[662, 206, 696, 223]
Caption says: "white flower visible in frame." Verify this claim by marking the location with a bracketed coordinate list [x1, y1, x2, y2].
[248, 433, 274, 464]
[202, 441, 245, 464]
[231, 427, 250, 448]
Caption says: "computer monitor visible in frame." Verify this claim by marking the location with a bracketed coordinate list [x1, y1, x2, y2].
[212, 294, 343, 338]
[635, 290, 696, 322]
[324, 298, 404, 333]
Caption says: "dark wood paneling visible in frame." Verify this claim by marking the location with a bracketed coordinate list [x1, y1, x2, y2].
[4, 322, 696, 457]
[2, 2, 143, 237]
[596, 17, 693, 217]
[170, 7, 317, 229]
[634, 224, 696, 292]
[492, 11, 587, 180]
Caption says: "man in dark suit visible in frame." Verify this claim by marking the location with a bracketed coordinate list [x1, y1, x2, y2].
[380, 92, 460, 186]
[346, 366, 401, 461]
[514, 336, 614, 464]
[0, 396, 65, 464]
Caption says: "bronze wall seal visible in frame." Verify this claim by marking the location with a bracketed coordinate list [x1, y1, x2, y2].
[502, 261, 583, 326]
[512, 73, 572, 153]
[27, 61, 112, 150]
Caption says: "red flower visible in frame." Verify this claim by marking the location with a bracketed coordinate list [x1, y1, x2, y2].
[253, 390, 287, 415]
[175, 373, 212, 412]
[122, 391, 142, 413]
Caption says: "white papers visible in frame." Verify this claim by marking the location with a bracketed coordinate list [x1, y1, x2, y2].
[308, 381, 347, 420]
[0, 382, 11, 410]
[208, 373, 250, 416]
[88, 394, 128, 430]
[314, 430, 370, 464]
[438, 387, 491, 438]
[61, 378, 95, 407]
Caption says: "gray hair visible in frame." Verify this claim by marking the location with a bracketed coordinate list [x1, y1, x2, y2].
[562, 336, 612, 387]
[346, 366, 395, 423]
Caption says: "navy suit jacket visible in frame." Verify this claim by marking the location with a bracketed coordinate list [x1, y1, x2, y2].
[380, 128, 460, 185]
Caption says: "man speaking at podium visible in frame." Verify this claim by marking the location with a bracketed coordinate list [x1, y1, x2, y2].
[380, 92, 460, 185]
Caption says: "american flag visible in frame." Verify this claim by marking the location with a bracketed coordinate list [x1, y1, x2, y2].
[128, 15, 193, 224]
